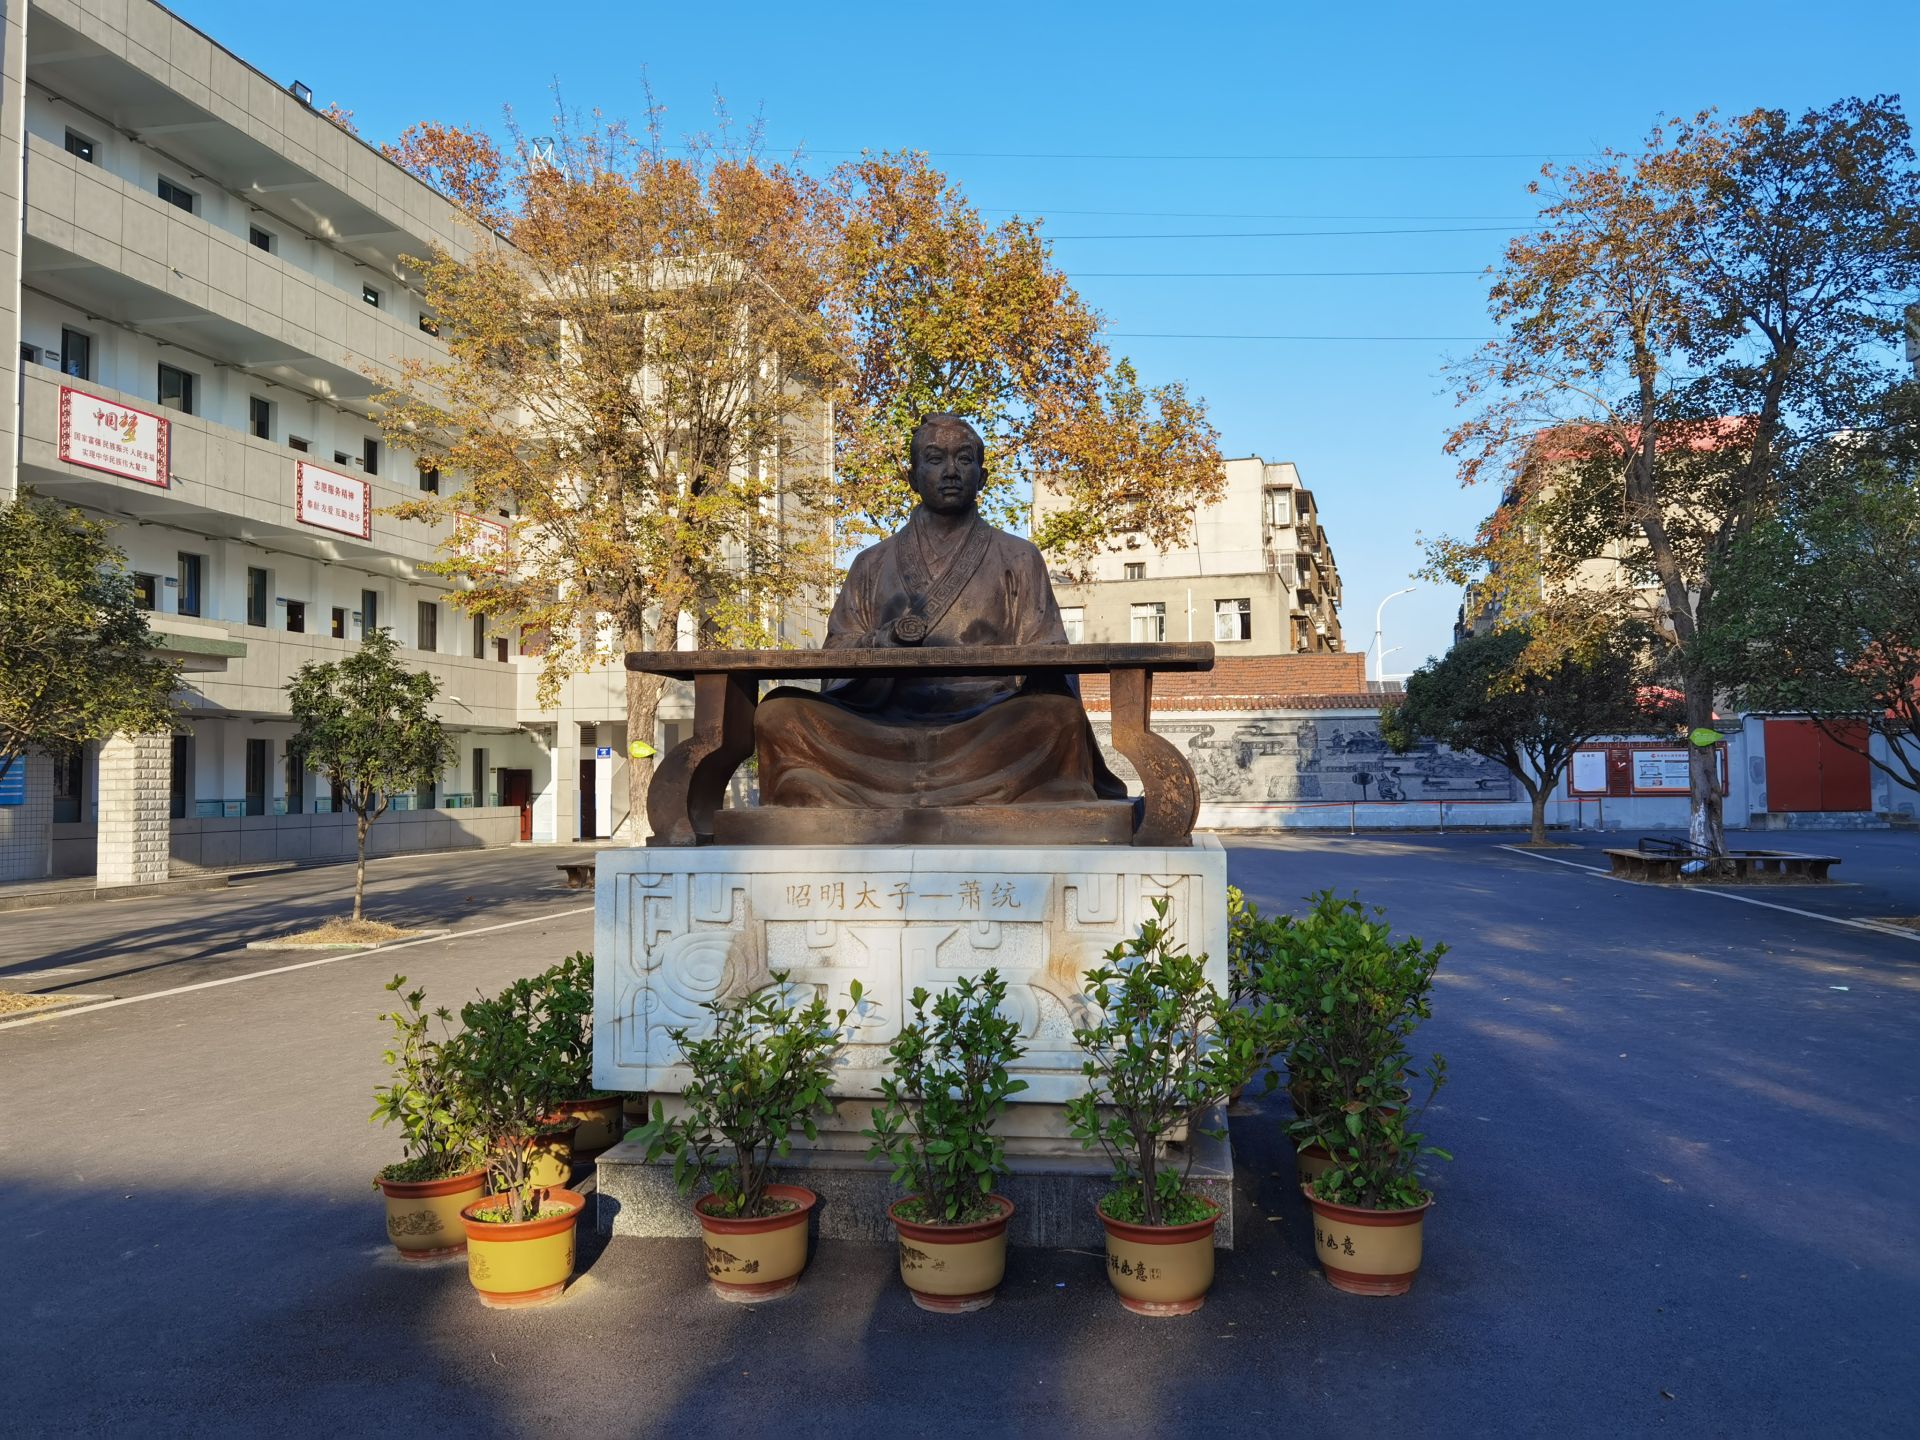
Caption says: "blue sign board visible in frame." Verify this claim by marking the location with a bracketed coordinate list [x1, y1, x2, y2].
[595, 746, 615, 759]
[0, 762, 24, 807]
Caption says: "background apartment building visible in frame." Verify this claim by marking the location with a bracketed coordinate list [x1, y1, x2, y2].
[0, 0, 813, 883]
[1039, 455, 1345, 656]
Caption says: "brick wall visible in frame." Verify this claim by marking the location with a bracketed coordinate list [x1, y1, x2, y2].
[97, 732, 171, 888]
[1079, 652, 1369, 712]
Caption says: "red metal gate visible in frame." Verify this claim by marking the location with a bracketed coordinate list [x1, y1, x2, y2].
[1765, 720, 1870, 812]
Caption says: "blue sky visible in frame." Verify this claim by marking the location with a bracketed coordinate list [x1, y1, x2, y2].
[177, 0, 1920, 672]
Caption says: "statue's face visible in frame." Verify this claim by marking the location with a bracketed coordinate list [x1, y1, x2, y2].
[910, 422, 986, 517]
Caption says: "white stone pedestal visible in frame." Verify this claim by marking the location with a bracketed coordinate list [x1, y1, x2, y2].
[591, 838, 1228, 1105]
[590, 838, 1235, 1248]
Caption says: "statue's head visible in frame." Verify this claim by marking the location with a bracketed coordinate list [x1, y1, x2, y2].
[908, 414, 987, 518]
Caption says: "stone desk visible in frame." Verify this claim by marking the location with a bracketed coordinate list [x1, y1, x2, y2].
[625, 641, 1215, 848]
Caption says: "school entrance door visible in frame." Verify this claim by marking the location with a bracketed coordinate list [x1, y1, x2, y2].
[1764, 720, 1870, 812]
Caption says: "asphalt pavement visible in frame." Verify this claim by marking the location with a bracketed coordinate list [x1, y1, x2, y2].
[2, 832, 1916, 1437]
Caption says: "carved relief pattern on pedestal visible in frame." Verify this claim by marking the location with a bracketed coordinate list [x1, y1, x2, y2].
[598, 848, 1224, 1102]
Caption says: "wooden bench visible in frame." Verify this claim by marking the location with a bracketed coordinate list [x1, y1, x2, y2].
[624, 641, 1214, 847]
[1604, 848, 1839, 883]
[557, 861, 597, 890]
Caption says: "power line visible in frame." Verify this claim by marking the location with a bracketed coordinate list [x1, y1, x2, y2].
[776, 147, 1584, 163]
[1049, 224, 1524, 241]
[987, 207, 1537, 222]
[1072, 268, 1482, 278]
[1099, 332, 1493, 341]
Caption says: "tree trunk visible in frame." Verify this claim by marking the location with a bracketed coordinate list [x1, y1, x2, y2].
[1529, 787, 1549, 846]
[622, 616, 676, 844]
[353, 811, 370, 922]
[1683, 677, 1724, 855]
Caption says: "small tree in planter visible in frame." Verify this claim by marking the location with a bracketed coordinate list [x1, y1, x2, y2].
[528, 952, 622, 1150]
[445, 976, 589, 1307]
[635, 973, 858, 1302]
[370, 974, 486, 1260]
[1276, 891, 1451, 1295]
[865, 970, 1027, 1312]
[1067, 899, 1289, 1316]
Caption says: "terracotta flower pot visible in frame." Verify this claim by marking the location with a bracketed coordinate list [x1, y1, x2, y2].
[459, 1186, 586, 1308]
[548, 1098, 622, 1153]
[1302, 1185, 1432, 1295]
[1097, 1198, 1221, 1316]
[694, 1183, 817, 1303]
[1295, 1141, 1334, 1188]
[376, 1168, 488, 1260]
[887, 1195, 1015, 1313]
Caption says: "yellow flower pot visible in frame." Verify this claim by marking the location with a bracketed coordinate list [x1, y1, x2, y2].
[549, 1097, 622, 1153]
[505, 1125, 576, 1188]
[459, 1187, 586, 1307]
[888, 1195, 1014, 1313]
[1303, 1186, 1432, 1295]
[1097, 1198, 1221, 1316]
[376, 1168, 488, 1260]
[694, 1184, 817, 1303]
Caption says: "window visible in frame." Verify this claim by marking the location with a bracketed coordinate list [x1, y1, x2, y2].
[360, 589, 379, 635]
[418, 465, 440, 495]
[333, 450, 352, 467]
[362, 283, 382, 308]
[284, 744, 304, 816]
[416, 599, 438, 653]
[157, 363, 196, 415]
[285, 600, 306, 634]
[493, 637, 509, 663]
[64, 129, 96, 163]
[19, 343, 38, 365]
[245, 738, 269, 817]
[472, 748, 488, 807]
[1123, 561, 1146, 581]
[362, 437, 379, 477]
[288, 436, 310, 454]
[1214, 597, 1252, 642]
[418, 313, 440, 336]
[1129, 601, 1166, 643]
[170, 735, 190, 820]
[157, 176, 196, 212]
[133, 573, 158, 611]
[248, 226, 274, 253]
[1060, 606, 1085, 644]
[472, 613, 486, 657]
[177, 553, 204, 617]
[246, 567, 269, 627]
[415, 776, 436, 811]
[249, 396, 271, 440]
[1265, 489, 1292, 527]
[330, 606, 347, 639]
[60, 328, 92, 380]
[53, 747, 84, 824]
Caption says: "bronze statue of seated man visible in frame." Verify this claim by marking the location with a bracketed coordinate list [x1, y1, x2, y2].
[754, 413, 1127, 817]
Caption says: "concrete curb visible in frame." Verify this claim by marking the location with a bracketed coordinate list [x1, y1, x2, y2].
[0, 874, 234, 914]
[244, 929, 453, 953]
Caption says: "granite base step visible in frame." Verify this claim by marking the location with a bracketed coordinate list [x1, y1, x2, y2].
[594, 1113, 1234, 1250]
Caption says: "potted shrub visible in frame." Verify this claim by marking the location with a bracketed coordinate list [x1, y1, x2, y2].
[636, 973, 857, 1303]
[864, 970, 1026, 1313]
[533, 952, 622, 1152]
[1067, 899, 1288, 1316]
[370, 974, 486, 1260]
[1232, 889, 1334, 1183]
[1281, 892, 1451, 1296]
[446, 980, 587, 1308]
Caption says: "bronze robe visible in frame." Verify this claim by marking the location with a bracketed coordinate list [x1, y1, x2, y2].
[756, 515, 1125, 809]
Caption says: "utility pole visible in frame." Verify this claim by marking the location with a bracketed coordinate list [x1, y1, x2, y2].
[1371, 586, 1416, 682]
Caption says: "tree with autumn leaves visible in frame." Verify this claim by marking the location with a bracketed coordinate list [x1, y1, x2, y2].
[374, 114, 1221, 835]
[1429, 96, 1920, 852]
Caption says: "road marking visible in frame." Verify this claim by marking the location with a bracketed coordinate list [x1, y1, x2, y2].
[0, 905, 595, 1029]
[1496, 845, 1920, 944]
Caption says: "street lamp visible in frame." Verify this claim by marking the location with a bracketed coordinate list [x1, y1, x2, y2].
[1371, 586, 1417, 681]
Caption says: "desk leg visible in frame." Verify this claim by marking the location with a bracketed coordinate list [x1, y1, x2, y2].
[1109, 667, 1199, 846]
[646, 672, 757, 846]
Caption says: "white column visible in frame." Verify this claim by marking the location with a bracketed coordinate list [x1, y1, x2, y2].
[97, 732, 172, 888]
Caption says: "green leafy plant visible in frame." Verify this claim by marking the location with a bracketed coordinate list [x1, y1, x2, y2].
[530, 951, 598, 1100]
[635, 973, 858, 1219]
[1067, 899, 1290, 1228]
[370, 974, 482, 1185]
[864, 970, 1027, 1224]
[1264, 892, 1451, 1211]
[446, 975, 580, 1223]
